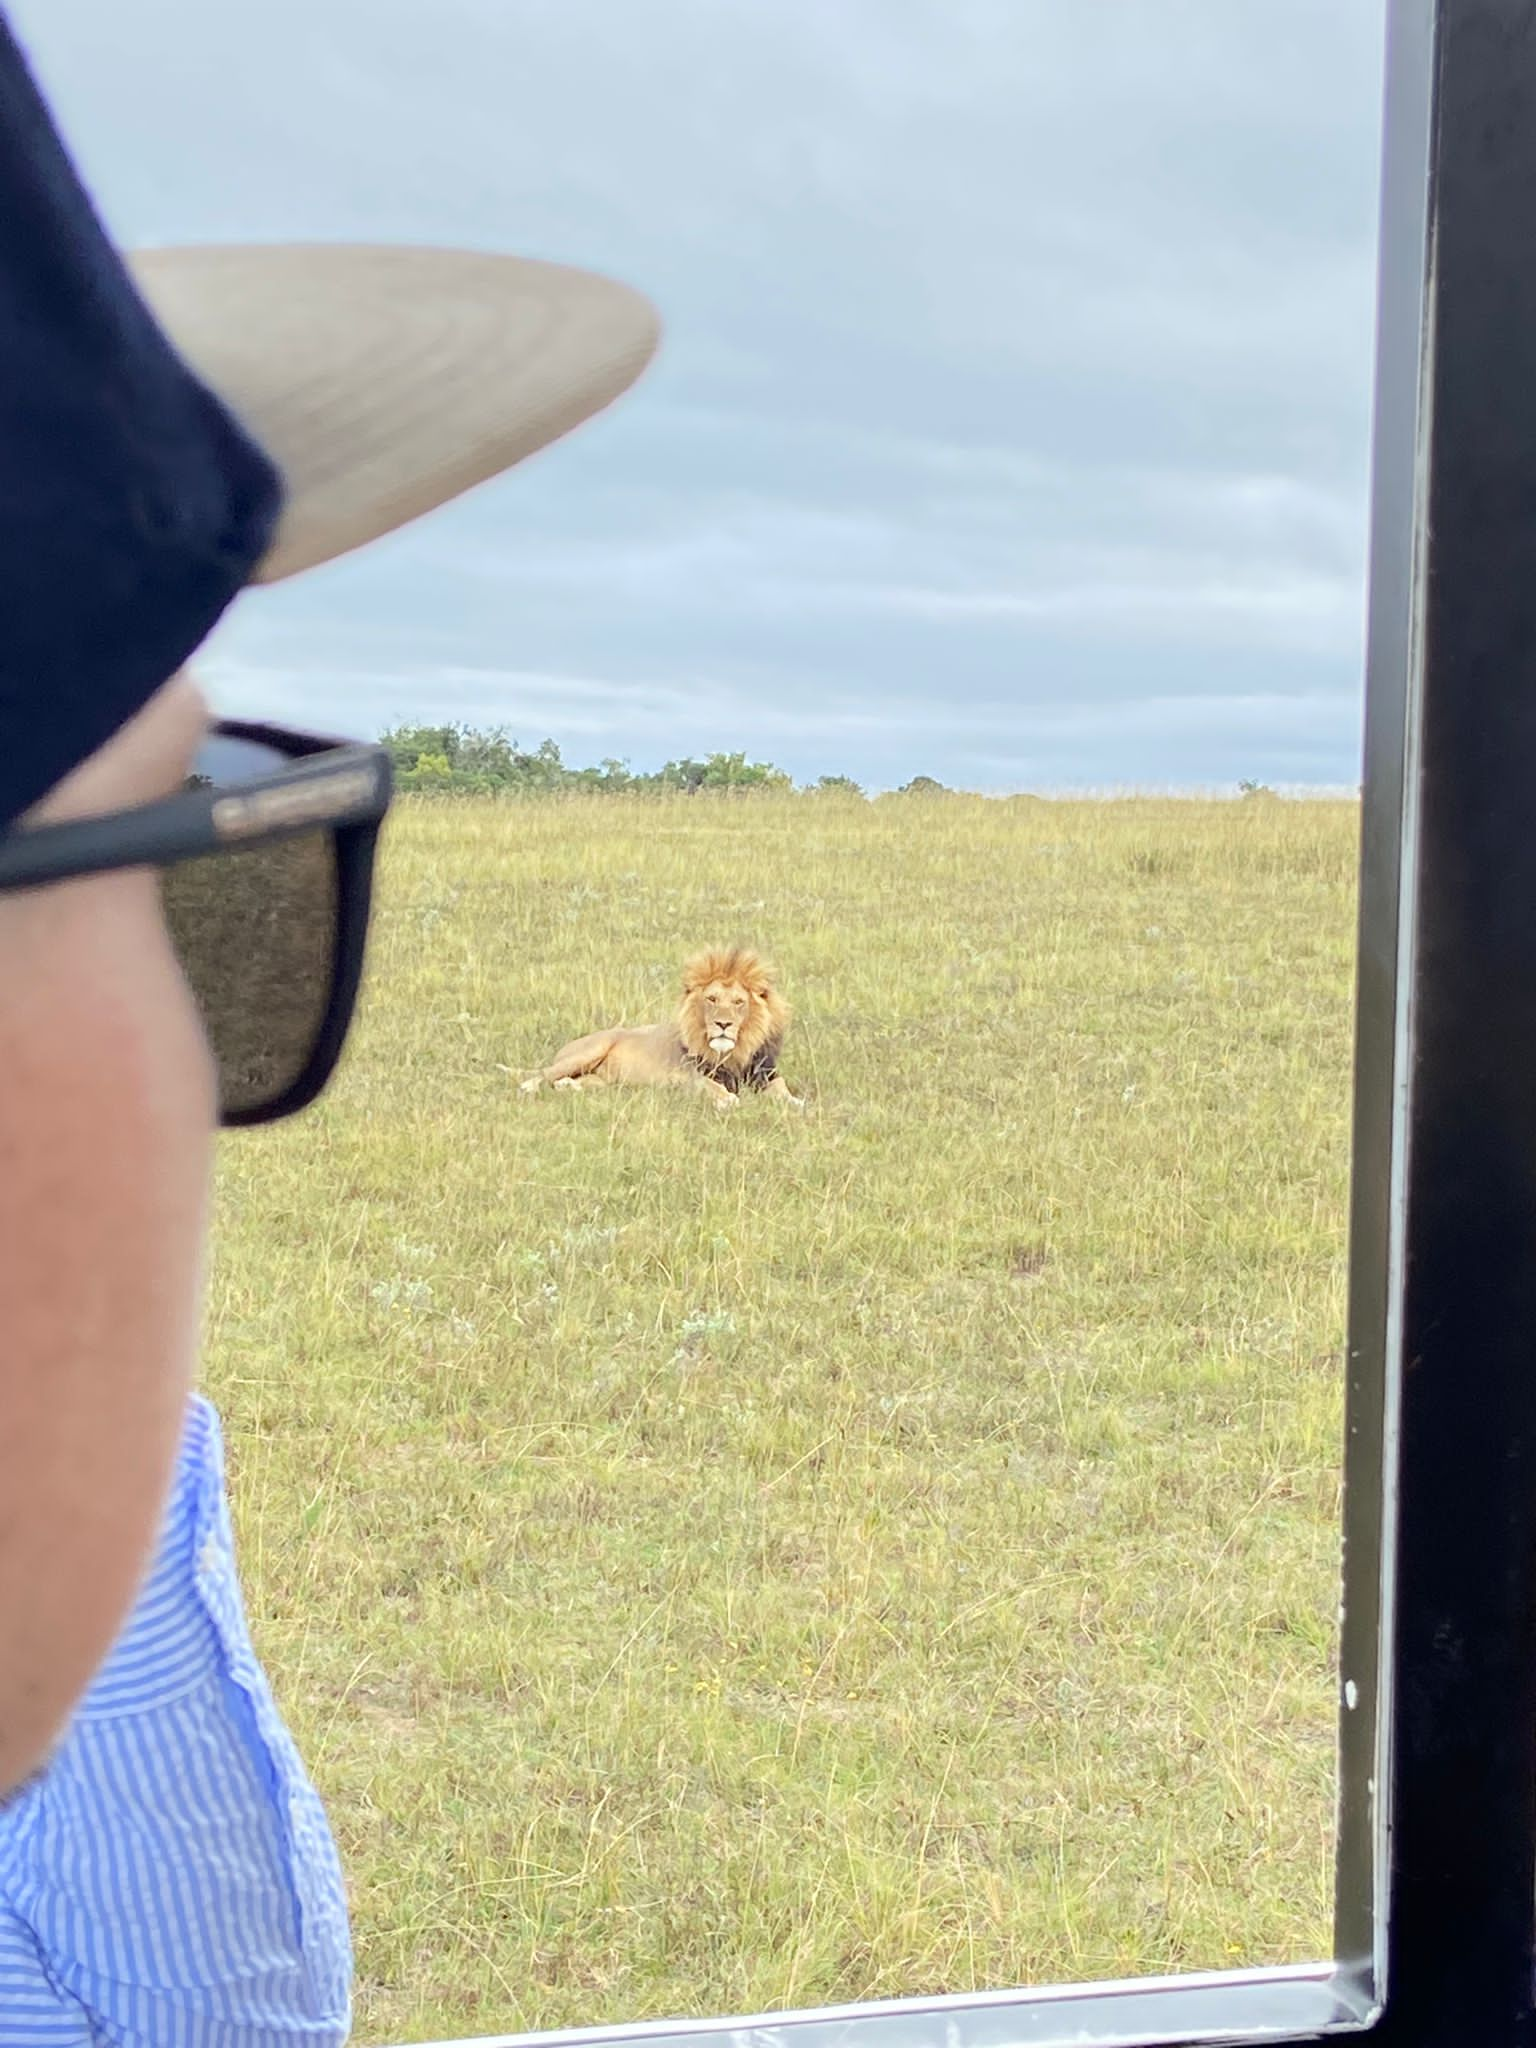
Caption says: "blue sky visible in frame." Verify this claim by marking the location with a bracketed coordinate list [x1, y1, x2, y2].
[18, 1, 1386, 792]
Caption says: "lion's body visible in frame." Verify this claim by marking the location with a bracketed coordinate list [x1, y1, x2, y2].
[520, 949, 802, 1110]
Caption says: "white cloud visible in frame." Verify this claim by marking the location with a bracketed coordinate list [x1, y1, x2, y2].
[12, 0, 1388, 788]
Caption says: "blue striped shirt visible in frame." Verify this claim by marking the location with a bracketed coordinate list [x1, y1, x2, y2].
[0, 1395, 352, 2046]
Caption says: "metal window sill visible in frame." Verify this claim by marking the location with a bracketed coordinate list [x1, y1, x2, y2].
[395, 1959, 1377, 2048]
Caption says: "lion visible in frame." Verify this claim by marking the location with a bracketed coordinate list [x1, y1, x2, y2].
[518, 948, 803, 1110]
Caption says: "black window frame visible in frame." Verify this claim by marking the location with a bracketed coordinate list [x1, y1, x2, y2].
[396, 2, 1536, 2042]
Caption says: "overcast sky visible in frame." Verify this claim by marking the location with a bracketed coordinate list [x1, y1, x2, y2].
[16, 1, 1387, 792]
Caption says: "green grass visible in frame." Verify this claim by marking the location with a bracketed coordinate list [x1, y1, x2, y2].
[202, 790, 1357, 2042]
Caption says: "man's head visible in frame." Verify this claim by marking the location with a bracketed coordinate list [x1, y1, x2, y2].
[0, 243, 659, 1791]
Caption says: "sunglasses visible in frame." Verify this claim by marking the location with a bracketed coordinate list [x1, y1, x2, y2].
[0, 720, 393, 1127]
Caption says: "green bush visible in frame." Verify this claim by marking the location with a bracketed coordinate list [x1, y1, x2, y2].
[380, 725, 799, 798]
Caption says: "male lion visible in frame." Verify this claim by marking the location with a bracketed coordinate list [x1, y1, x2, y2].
[519, 948, 803, 1109]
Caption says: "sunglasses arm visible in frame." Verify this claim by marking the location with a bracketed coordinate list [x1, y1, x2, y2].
[0, 751, 391, 898]
[0, 786, 223, 895]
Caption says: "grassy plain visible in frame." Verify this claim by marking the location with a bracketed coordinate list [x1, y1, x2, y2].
[202, 790, 1358, 2042]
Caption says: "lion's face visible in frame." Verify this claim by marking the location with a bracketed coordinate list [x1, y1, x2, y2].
[697, 980, 753, 1056]
[678, 948, 790, 1073]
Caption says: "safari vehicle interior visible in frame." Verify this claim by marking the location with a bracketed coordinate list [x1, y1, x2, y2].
[380, 1, 1534, 2044]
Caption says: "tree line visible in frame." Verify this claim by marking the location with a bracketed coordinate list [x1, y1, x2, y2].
[380, 724, 952, 799]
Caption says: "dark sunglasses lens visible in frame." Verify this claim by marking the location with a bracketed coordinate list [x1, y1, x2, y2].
[159, 735, 341, 1119]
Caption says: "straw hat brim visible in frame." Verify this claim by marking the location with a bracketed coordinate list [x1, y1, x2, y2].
[129, 244, 661, 585]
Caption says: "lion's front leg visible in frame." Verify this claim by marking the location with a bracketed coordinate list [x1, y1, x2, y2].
[761, 1073, 806, 1108]
[655, 1066, 738, 1110]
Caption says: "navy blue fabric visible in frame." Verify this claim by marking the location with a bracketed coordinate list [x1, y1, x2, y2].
[0, 16, 283, 834]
